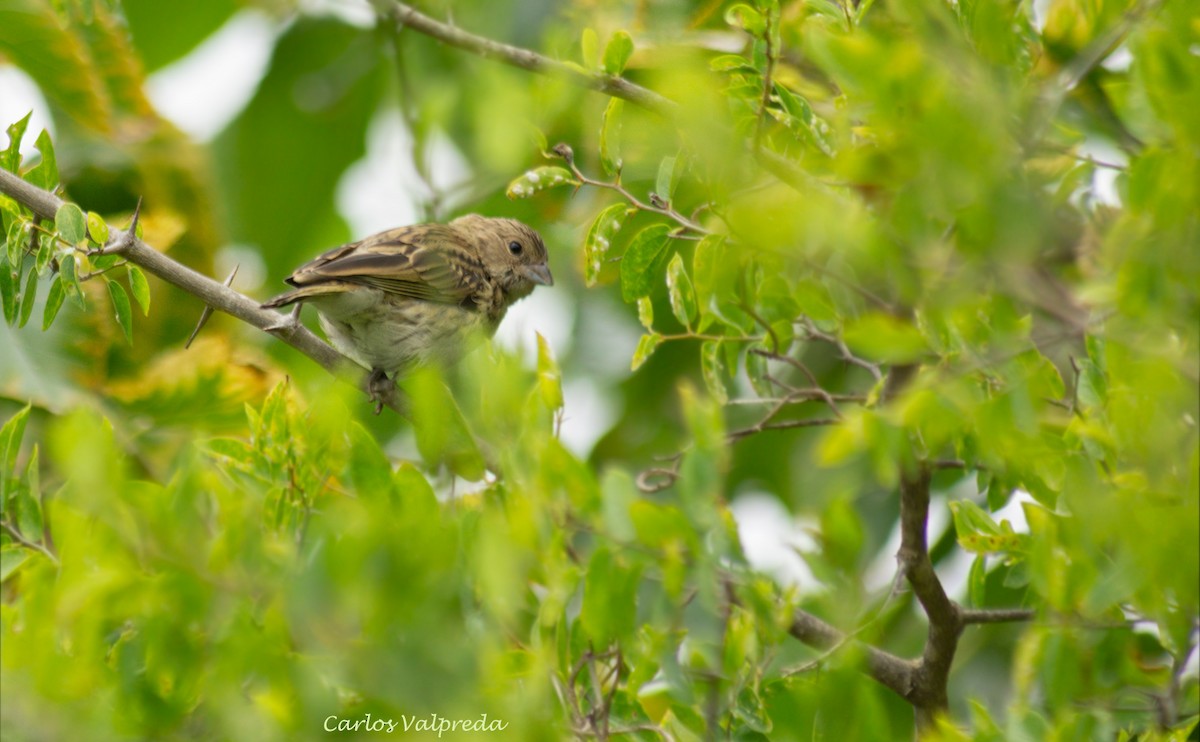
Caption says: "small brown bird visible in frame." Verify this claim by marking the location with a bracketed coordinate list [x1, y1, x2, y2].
[262, 214, 553, 411]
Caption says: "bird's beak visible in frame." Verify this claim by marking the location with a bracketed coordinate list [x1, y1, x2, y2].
[522, 263, 554, 287]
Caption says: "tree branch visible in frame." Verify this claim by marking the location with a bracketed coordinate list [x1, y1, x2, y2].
[381, 1, 676, 115]
[960, 607, 1036, 625]
[378, 1, 818, 193]
[898, 465, 961, 731]
[0, 168, 401, 413]
[788, 607, 917, 702]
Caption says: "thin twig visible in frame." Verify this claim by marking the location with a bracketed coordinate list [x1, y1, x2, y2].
[554, 148, 711, 234]
[749, 347, 858, 418]
[77, 259, 129, 281]
[797, 318, 883, 382]
[931, 459, 968, 470]
[382, 1, 676, 115]
[753, 8, 778, 150]
[959, 607, 1036, 625]
[727, 416, 838, 441]
[0, 519, 59, 566]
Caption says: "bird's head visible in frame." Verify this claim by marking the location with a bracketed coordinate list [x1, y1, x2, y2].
[453, 214, 553, 300]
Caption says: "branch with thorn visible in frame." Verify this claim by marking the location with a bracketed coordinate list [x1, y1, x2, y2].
[0, 168, 403, 414]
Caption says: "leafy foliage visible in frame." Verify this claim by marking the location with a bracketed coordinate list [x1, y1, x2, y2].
[2, 0, 1198, 739]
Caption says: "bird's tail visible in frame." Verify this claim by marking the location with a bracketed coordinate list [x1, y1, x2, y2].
[260, 283, 353, 309]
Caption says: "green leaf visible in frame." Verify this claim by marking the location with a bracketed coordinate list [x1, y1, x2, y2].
[603, 30, 634, 75]
[636, 296, 654, 330]
[0, 264, 16, 325]
[34, 237, 53, 276]
[59, 254, 84, 308]
[968, 554, 987, 607]
[654, 154, 679, 203]
[745, 343, 771, 395]
[630, 500, 697, 550]
[0, 405, 30, 523]
[580, 27, 599, 68]
[806, 0, 846, 22]
[25, 130, 58, 191]
[0, 545, 32, 582]
[505, 167, 579, 199]
[1075, 357, 1106, 409]
[709, 301, 756, 334]
[855, 0, 878, 23]
[1, 112, 31, 173]
[772, 84, 836, 156]
[631, 333, 662, 371]
[346, 421, 392, 499]
[0, 1, 115, 129]
[725, 3, 766, 35]
[107, 279, 133, 343]
[55, 203, 86, 246]
[407, 367, 485, 481]
[127, 265, 151, 315]
[701, 341, 728, 404]
[91, 253, 121, 272]
[201, 437, 255, 468]
[620, 224, 672, 302]
[528, 125, 548, 155]
[0, 404, 30, 479]
[17, 269, 36, 328]
[692, 235, 735, 310]
[580, 547, 641, 643]
[600, 469, 637, 541]
[583, 203, 630, 287]
[678, 383, 726, 501]
[41, 274, 64, 330]
[843, 313, 928, 363]
[6, 217, 26, 266]
[666, 253, 697, 328]
[949, 500, 1027, 555]
[536, 332, 563, 411]
[87, 211, 109, 245]
[709, 54, 755, 72]
[600, 98, 624, 176]
[15, 445, 42, 537]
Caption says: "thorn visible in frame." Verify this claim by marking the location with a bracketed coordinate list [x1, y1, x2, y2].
[128, 196, 143, 238]
[185, 264, 239, 349]
[263, 303, 302, 335]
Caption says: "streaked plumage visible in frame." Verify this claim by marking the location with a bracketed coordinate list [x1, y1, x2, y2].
[262, 215, 552, 408]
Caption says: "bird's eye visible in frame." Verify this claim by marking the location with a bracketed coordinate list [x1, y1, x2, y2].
[508, 241, 523, 256]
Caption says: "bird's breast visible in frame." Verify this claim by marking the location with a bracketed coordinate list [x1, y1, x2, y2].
[314, 292, 493, 375]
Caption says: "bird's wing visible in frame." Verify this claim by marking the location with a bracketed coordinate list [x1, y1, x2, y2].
[284, 226, 486, 304]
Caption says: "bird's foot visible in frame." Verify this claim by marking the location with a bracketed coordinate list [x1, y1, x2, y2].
[366, 367, 392, 415]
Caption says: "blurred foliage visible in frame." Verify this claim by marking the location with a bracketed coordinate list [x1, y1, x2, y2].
[1, 0, 1198, 739]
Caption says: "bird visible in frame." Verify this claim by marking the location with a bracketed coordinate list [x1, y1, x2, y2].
[262, 214, 553, 412]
